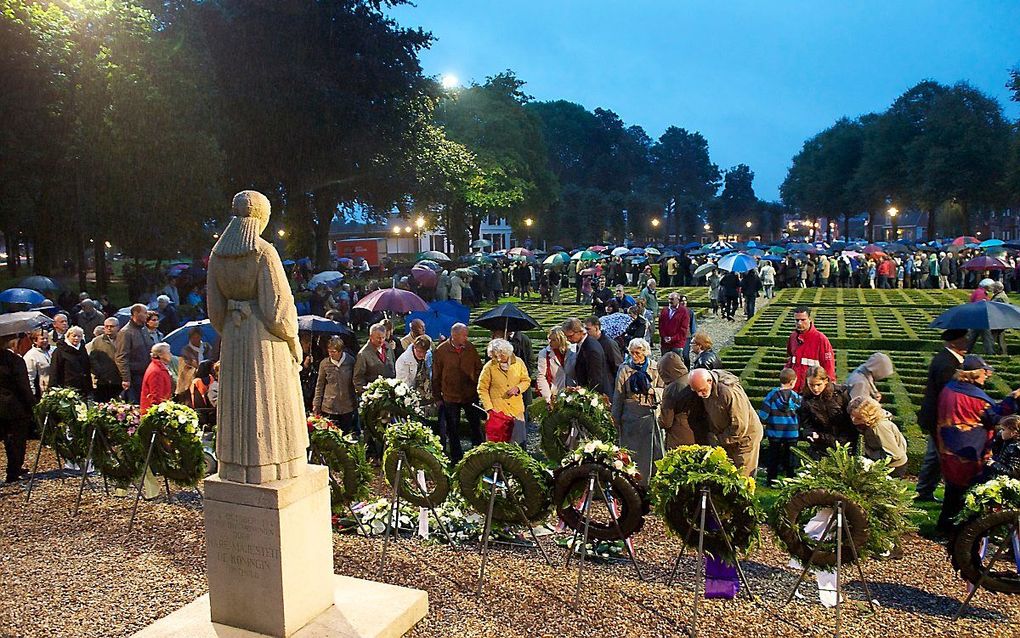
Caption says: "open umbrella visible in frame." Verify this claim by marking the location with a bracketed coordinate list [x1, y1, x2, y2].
[694, 262, 716, 278]
[164, 320, 219, 355]
[297, 315, 354, 336]
[979, 239, 1005, 249]
[962, 256, 1010, 271]
[543, 252, 569, 267]
[404, 308, 462, 340]
[717, 252, 757, 274]
[414, 259, 442, 272]
[611, 246, 630, 256]
[354, 288, 429, 314]
[762, 255, 784, 263]
[167, 262, 191, 277]
[884, 243, 909, 254]
[580, 268, 598, 276]
[429, 300, 471, 325]
[746, 248, 765, 258]
[0, 311, 51, 336]
[461, 253, 494, 265]
[571, 250, 600, 261]
[768, 246, 788, 255]
[588, 245, 608, 253]
[419, 250, 451, 262]
[644, 247, 661, 257]
[862, 244, 886, 255]
[411, 265, 439, 287]
[507, 247, 533, 257]
[951, 236, 980, 246]
[308, 271, 344, 288]
[600, 312, 633, 339]
[0, 288, 46, 306]
[471, 239, 493, 249]
[17, 275, 60, 292]
[473, 303, 539, 334]
[930, 301, 1020, 330]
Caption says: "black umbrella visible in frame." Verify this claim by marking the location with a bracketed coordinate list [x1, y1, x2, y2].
[930, 301, 1020, 330]
[473, 303, 539, 333]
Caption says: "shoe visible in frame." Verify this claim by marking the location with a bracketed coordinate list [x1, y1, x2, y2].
[16, 467, 30, 478]
[913, 494, 942, 503]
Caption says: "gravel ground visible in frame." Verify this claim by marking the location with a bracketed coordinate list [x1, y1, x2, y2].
[3, 443, 1019, 638]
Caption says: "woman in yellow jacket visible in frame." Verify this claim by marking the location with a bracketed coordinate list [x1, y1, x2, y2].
[478, 338, 531, 445]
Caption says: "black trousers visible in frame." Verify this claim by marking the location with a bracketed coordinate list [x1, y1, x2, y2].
[938, 482, 968, 533]
[2, 418, 29, 480]
[766, 438, 796, 484]
[744, 294, 757, 318]
[94, 383, 123, 403]
[441, 401, 482, 463]
[723, 295, 739, 319]
[322, 411, 356, 436]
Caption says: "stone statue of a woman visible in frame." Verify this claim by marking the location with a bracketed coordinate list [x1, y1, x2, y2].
[207, 191, 308, 483]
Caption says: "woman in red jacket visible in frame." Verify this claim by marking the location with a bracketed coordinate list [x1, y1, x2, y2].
[140, 342, 174, 413]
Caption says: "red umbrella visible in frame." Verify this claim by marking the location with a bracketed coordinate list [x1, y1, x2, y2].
[507, 247, 533, 257]
[410, 265, 438, 287]
[588, 245, 608, 252]
[962, 256, 1010, 271]
[861, 244, 886, 255]
[354, 288, 429, 313]
[951, 236, 980, 246]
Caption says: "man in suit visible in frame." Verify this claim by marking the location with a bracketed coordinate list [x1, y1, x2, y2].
[915, 328, 969, 502]
[352, 322, 396, 394]
[658, 292, 691, 356]
[583, 316, 623, 382]
[1, 332, 37, 483]
[561, 317, 612, 397]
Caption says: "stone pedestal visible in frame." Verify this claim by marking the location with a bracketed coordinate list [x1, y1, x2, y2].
[204, 466, 335, 636]
[132, 465, 428, 638]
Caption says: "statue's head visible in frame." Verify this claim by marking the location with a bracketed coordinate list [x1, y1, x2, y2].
[231, 190, 271, 234]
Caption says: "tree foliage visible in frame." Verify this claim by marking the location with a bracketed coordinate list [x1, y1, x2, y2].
[650, 127, 721, 238]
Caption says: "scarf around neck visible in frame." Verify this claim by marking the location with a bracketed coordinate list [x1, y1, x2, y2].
[627, 357, 652, 394]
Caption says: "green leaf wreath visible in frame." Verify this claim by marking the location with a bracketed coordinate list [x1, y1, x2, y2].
[88, 401, 143, 488]
[531, 387, 616, 464]
[136, 401, 206, 487]
[455, 442, 552, 523]
[34, 387, 90, 462]
[382, 419, 451, 508]
[649, 445, 762, 562]
[308, 417, 373, 510]
[358, 377, 423, 445]
[770, 444, 916, 560]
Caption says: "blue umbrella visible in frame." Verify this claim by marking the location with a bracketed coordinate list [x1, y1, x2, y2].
[404, 309, 463, 340]
[164, 320, 219, 355]
[17, 275, 60, 292]
[308, 271, 344, 288]
[282, 259, 296, 267]
[428, 300, 470, 325]
[297, 315, 353, 335]
[930, 301, 1020, 330]
[746, 248, 765, 258]
[979, 239, 1005, 249]
[763, 254, 784, 263]
[167, 263, 190, 277]
[628, 247, 645, 255]
[717, 252, 758, 274]
[0, 288, 45, 305]
[682, 242, 701, 250]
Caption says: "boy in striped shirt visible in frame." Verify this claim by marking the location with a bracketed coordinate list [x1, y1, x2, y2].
[758, 368, 803, 485]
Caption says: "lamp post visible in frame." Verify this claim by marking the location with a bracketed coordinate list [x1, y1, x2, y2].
[415, 216, 425, 252]
[651, 217, 660, 243]
[887, 207, 898, 242]
[523, 217, 534, 249]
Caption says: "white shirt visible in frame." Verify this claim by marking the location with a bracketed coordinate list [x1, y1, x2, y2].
[24, 346, 52, 394]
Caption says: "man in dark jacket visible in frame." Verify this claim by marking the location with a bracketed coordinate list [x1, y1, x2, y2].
[915, 328, 969, 502]
[115, 304, 154, 403]
[584, 316, 623, 382]
[720, 271, 740, 321]
[562, 317, 612, 396]
[742, 268, 763, 318]
[432, 323, 483, 461]
[1, 333, 36, 483]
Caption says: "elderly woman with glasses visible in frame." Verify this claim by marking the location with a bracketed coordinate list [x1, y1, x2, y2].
[477, 338, 531, 445]
[611, 337, 663, 483]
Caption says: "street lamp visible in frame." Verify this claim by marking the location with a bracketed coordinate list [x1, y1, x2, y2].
[415, 216, 425, 230]
[887, 206, 898, 242]
[524, 217, 533, 228]
[277, 229, 286, 238]
[392, 226, 400, 235]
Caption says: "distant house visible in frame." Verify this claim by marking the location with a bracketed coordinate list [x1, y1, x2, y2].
[328, 211, 515, 257]
[870, 209, 928, 242]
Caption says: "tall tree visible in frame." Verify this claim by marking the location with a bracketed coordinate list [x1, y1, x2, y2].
[650, 127, 720, 238]
[716, 164, 757, 233]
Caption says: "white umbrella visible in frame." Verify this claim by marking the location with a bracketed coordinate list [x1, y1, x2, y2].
[611, 246, 630, 256]
[694, 262, 716, 278]
[0, 311, 50, 336]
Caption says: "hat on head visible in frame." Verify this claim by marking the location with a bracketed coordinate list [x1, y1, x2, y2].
[979, 278, 995, 288]
[941, 328, 968, 342]
[962, 354, 993, 372]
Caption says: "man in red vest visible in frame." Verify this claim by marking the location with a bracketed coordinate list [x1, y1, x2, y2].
[786, 306, 835, 392]
[658, 292, 691, 355]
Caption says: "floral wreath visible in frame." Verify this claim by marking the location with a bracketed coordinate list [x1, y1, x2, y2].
[308, 415, 373, 509]
[358, 377, 423, 445]
[34, 387, 89, 462]
[382, 419, 451, 509]
[455, 442, 552, 523]
[561, 439, 641, 482]
[89, 401, 143, 488]
[534, 387, 616, 464]
[136, 401, 206, 487]
[649, 445, 763, 562]
[956, 476, 1020, 525]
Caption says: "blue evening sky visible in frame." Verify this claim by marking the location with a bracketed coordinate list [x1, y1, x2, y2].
[387, 1, 1020, 201]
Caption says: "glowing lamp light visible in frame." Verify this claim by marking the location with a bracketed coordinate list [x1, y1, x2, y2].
[404, 226, 412, 233]
[415, 216, 425, 229]
[441, 74, 460, 89]
[392, 226, 400, 235]
[651, 218, 660, 228]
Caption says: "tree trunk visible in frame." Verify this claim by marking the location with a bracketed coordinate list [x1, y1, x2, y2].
[961, 201, 971, 236]
[3, 229, 18, 278]
[926, 207, 937, 242]
[447, 201, 470, 256]
[93, 239, 107, 295]
[842, 212, 851, 241]
[311, 195, 333, 270]
[75, 225, 87, 293]
[866, 210, 875, 243]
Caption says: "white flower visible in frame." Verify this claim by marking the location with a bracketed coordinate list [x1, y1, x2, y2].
[395, 385, 407, 397]
[178, 415, 188, 425]
[584, 441, 597, 454]
[613, 460, 624, 470]
[590, 399, 600, 409]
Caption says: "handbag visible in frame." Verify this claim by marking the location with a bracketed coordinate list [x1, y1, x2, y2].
[484, 410, 515, 443]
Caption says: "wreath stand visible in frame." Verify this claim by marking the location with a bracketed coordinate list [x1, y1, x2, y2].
[25, 415, 66, 502]
[666, 487, 756, 638]
[314, 450, 372, 539]
[781, 500, 876, 637]
[563, 468, 644, 608]
[126, 431, 202, 532]
[376, 450, 458, 579]
[952, 510, 1020, 621]
[475, 462, 553, 595]
[71, 422, 112, 516]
